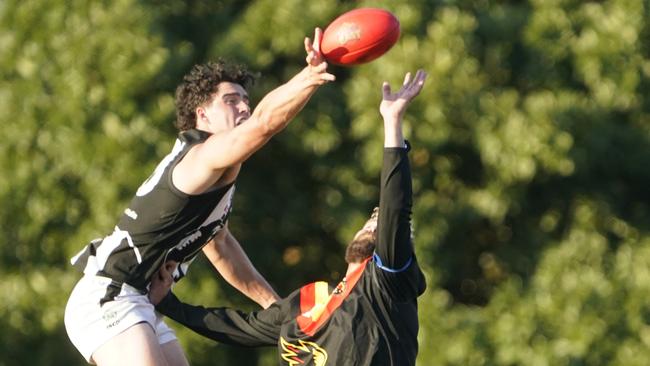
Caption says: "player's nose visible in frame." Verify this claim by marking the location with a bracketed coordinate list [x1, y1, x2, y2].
[239, 101, 251, 117]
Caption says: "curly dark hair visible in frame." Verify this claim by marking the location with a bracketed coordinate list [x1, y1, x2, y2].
[174, 59, 257, 131]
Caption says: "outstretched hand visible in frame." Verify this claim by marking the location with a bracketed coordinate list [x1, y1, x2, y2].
[380, 69, 427, 121]
[148, 261, 177, 305]
[304, 28, 336, 85]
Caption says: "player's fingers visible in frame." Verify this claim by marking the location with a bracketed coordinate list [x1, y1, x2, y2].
[154, 270, 167, 288]
[320, 72, 336, 82]
[165, 261, 176, 273]
[162, 261, 176, 282]
[401, 70, 422, 96]
[415, 69, 427, 84]
[402, 72, 412, 86]
[305, 37, 313, 53]
[162, 272, 172, 285]
[156, 268, 168, 284]
[382, 81, 391, 98]
[312, 60, 329, 72]
[313, 28, 322, 53]
[411, 70, 427, 94]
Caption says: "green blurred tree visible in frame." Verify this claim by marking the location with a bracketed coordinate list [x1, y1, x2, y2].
[2, 0, 650, 365]
[0, 0, 171, 364]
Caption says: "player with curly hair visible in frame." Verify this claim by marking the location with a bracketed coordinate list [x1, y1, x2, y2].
[64, 29, 334, 366]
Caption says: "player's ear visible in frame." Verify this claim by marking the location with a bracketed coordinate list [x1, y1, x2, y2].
[195, 107, 208, 124]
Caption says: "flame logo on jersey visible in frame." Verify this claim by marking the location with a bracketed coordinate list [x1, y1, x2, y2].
[280, 337, 328, 366]
[336, 22, 361, 45]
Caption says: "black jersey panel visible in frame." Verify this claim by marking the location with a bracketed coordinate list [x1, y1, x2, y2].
[88, 129, 236, 293]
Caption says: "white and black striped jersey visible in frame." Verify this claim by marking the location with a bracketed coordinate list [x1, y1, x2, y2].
[72, 129, 235, 304]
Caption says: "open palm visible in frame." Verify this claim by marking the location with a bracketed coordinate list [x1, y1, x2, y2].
[380, 69, 427, 121]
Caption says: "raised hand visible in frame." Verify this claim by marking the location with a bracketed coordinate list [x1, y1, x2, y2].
[304, 28, 336, 85]
[380, 69, 427, 121]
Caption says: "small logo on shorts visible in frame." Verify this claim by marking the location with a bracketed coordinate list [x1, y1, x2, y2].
[103, 311, 120, 328]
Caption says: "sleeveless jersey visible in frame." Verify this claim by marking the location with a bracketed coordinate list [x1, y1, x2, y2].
[72, 129, 235, 303]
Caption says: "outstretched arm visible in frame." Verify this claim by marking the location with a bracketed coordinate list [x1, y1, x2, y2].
[150, 263, 281, 347]
[373, 70, 427, 298]
[193, 28, 335, 170]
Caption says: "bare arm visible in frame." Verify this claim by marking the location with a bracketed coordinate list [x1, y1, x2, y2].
[193, 28, 335, 170]
[202, 226, 280, 309]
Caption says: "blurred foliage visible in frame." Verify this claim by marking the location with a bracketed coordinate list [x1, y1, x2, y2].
[1, 0, 649, 365]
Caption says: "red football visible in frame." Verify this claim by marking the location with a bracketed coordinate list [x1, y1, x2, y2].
[320, 8, 400, 66]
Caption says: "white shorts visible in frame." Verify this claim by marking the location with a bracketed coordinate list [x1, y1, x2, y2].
[64, 275, 177, 364]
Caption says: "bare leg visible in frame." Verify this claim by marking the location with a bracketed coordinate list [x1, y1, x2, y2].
[161, 339, 190, 366]
[91, 322, 168, 366]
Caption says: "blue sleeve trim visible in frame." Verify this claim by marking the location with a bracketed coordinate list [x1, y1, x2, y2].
[372, 253, 413, 273]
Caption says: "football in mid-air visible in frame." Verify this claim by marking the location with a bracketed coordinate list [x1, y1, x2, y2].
[320, 8, 400, 66]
